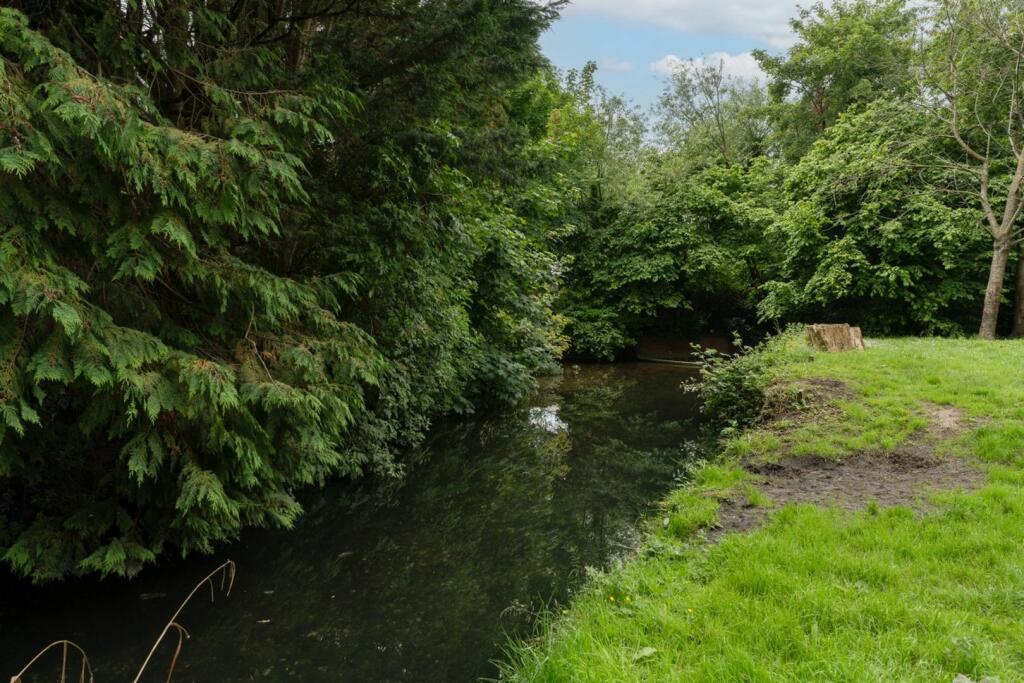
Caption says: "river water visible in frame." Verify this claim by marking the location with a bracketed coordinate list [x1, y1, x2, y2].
[1, 362, 701, 682]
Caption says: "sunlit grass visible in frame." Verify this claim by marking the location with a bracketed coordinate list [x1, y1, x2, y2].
[498, 337, 1024, 682]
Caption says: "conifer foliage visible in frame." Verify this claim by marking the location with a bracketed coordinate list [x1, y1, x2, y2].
[0, 1, 563, 581]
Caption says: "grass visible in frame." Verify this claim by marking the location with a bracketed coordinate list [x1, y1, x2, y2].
[498, 336, 1024, 682]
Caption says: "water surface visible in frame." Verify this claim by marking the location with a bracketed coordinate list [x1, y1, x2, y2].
[1, 363, 700, 682]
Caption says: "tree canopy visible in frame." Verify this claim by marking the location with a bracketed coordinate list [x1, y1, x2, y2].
[3, 0, 1024, 581]
[0, 0, 569, 580]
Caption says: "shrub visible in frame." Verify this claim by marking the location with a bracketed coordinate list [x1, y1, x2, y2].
[686, 327, 807, 436]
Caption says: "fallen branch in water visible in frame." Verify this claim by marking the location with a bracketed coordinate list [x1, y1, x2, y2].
[8, 560, 236, 683]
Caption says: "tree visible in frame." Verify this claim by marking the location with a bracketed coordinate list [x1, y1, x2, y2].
[755, 0, 917, 160]
[759, 101, 989, 334]
[554, 57, 781, 359]
[656, 59, 770, 165]
[0, 0, 567, 581]
[526, 62, 657, 357]
[922, 0, 1024, 338]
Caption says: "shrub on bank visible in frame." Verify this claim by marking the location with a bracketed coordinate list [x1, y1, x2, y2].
[687, 327, 810, 436]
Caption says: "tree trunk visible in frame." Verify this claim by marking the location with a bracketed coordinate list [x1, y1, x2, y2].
[1013, 244, 1024, 337]
[980, 236, 1012, 339]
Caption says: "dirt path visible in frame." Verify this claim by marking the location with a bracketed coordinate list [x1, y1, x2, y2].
[713, 395, 984, 538]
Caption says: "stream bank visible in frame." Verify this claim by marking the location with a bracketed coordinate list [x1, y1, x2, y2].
[1, 363, 701, 682]
[500, 336, 1022, 682]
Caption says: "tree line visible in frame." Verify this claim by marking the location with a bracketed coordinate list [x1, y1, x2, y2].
[0, 0, 1020, 581]
[562, 0, 1024, 358]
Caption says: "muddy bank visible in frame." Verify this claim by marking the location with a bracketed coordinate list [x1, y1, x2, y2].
[713, 385, 983, 539]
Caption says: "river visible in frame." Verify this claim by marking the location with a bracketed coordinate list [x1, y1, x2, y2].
[1, 362, 702, 682]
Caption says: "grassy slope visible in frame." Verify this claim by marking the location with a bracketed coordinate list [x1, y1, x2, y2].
[499, 337, 1024, 682]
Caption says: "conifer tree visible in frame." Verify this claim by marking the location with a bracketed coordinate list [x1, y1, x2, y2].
[0, 1, 563, 580]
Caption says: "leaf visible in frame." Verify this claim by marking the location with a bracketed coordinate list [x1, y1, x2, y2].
[50, 301, 83, 336]
[0, 146, 42, 177]
[149, 212, 197, 258]
[18, 400, 40, 425]
[1, 404, 24, 436]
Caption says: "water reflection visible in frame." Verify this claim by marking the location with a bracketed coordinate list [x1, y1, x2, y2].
[1, 363, 700, 682]
[527, 405, 566, 433]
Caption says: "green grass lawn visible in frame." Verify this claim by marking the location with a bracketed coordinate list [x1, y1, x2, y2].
[499, 337, 1024, 682]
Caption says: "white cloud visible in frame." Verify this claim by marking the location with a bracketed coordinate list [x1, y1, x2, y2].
[598, 56, 635, 73]
[649, 54, 685, 77]
[649, 52, 766, 83]
[562, 0, 802, 49]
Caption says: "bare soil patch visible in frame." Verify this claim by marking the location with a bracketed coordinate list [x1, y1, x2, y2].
[712, 397, 984, 539]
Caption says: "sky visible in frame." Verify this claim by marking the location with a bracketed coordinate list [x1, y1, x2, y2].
[539, 0, 806, 110]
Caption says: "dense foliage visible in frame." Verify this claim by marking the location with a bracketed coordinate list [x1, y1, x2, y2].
[0, 0, 570, 581]
[560, 160, 781, 359]
[4, 0, 1024, 580]
[759, 102, 990, 334]
[557, 0, 1019, 354]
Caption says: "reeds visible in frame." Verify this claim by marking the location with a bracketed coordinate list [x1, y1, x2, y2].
[9, 640, 93, 683]
[8, 560, 235, 683]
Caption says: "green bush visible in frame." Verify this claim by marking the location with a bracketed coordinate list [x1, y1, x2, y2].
[687, 328, 806, 436]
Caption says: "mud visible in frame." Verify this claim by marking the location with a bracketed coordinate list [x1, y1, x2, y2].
[712, 395, 984, 539]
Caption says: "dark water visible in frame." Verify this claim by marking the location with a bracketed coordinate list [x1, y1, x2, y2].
[1, 363, 700, 682]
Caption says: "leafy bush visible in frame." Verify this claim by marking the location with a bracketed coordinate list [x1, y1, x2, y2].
[686, 328, 808, 436]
